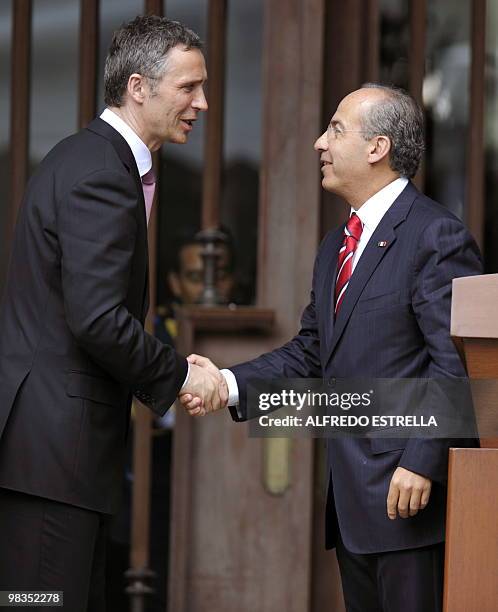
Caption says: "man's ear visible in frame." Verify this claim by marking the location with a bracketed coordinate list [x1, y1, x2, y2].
[126, 73, 147, 104]
[168, 271, 182, 299]
[367, 135, 391, 165]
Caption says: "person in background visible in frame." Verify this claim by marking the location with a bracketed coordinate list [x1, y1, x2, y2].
[155, 228, 236, 346]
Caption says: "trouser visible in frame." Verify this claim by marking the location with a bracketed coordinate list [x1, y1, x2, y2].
[336, 535, 445, 612]
[0, 487, 108, 612]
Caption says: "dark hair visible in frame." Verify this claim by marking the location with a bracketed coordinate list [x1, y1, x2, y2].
[360, 83, 425, 179]
[104, 15, 202, 107]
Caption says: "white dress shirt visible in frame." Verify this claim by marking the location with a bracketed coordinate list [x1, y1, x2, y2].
[100, 108, 152, 177]
[222, 177, 409, 407]
[351, 177, 408, 271]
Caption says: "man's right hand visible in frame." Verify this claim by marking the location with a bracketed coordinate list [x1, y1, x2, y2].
[180, 358, 228, 416]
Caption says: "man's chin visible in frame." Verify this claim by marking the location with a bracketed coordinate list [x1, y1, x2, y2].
[170, 134, 189, 145]
[322, 177, 336, 193]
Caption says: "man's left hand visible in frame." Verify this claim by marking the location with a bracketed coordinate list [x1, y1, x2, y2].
[387, 467, 432, 520]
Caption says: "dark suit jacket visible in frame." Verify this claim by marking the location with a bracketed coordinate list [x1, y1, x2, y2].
[0, 118, 187, 514]
[229, 182, 482, 554]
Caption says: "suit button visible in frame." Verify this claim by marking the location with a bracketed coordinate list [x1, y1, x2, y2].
[328, 378, 336, 388]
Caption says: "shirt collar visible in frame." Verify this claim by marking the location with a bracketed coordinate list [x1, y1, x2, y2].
[100, 108, 152, 178]
[353, 177, 409, 231]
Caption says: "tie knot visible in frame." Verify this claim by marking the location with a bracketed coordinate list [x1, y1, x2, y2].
[345, 213, 363, 241]
[142, 168, 156, 185]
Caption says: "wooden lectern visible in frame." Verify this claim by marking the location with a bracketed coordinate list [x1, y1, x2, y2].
[444, 274, 498, 611]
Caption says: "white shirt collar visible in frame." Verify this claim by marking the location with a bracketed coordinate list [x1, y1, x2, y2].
[100, 108, 152, 178]
[353, 177, 409, 230]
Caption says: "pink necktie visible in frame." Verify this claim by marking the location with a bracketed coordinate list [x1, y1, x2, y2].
[141, 168, 156, 226]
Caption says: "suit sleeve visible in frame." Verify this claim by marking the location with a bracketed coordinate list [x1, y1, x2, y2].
[398, 216, 483, 482]
[228, 238, 327, 422]
[58, 168, 187, 415]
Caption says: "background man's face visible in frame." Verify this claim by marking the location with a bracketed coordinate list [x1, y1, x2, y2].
[143, 46, 208, 145]
[169, 243, 234, 304]
[314, 91, 376, 198]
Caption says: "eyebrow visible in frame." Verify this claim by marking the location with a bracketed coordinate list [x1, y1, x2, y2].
[178, 76, 208, 86]
[328, 119, 344, 130]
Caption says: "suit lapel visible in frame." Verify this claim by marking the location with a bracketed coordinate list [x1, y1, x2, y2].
[86, 118, 150, 323]
[321, 228, 344, 347]
[325, 182, 419, 366]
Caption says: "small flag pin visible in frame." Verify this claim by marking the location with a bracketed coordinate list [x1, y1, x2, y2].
[377, 240, 388, 247]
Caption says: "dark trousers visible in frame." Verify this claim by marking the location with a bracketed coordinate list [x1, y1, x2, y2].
[0, 487, 108, 612]
[336, 536, 445, 612]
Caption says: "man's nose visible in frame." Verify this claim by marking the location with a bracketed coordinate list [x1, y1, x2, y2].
[193, 88, 208, 111]
[314, 132, 327, 152]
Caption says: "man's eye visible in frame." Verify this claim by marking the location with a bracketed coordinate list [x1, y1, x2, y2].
[183, 85, 194, 92]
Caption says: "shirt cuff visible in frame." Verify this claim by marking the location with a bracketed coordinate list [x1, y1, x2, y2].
[221, 368, 240, 407]
[180, 361, 190, 389]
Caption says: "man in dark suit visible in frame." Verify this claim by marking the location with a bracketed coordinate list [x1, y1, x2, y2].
[0, 16, 226, 611]
[182, 84, 482, 611]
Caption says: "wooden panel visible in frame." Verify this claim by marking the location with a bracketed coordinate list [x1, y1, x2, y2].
[451, 274, 498, 339]
[173, 306, 274, 332]
[168, 314, 274, 612]
[202, 0, 227, 230]
[466, 0, 486, 249]
[409, 0, 426, 107]
[451, 275, 498, 447]
[462, 339, 498, 448]
[444, 448, 498, 611]
[322, 0, 363, 116]
[130, 402, 153, 572]
[465, 338, 498, 378]
[78, 0, 99, 128]
[320, 0, 363, 236]
[144, 0, 163, 15]
[8, 0, 31, 244]
[258, 0, 323, 320]
[409, 0, 426, 190]
[363, 0, 380, 83]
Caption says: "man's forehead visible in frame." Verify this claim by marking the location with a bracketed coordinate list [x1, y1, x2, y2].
[333, 89, 386, 124]
[331, 99, 360, 126]
[164, 45, 207, 79]
[180, 243, 230, 268]
[347, 89, 389, 111]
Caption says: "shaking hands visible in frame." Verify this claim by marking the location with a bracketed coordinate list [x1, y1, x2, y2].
[179, 354, 228, 416]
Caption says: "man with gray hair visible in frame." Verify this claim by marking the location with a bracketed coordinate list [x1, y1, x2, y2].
[182, 84, 482, 611]
[0, 15, 226, 610]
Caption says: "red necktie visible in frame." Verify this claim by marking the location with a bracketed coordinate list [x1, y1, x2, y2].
[335, 213, 363, 314]
[142, 168, 156, 226]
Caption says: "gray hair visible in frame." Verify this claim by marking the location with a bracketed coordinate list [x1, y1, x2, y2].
[104, 15, 202, 107]
[359, 83, 425, 179]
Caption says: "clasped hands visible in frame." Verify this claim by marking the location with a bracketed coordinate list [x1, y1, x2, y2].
[179, 354, 228, 416]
